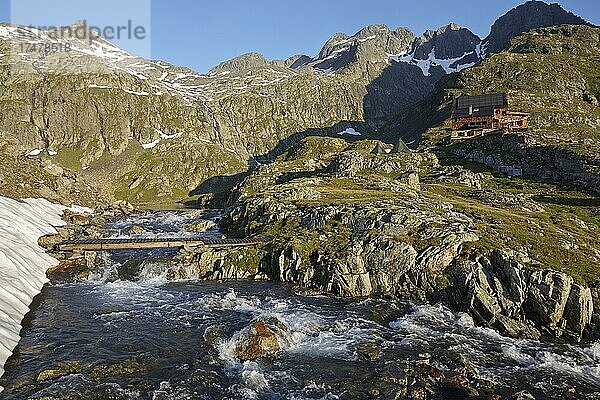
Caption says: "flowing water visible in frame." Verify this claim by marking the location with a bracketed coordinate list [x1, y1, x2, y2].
[1, 211, 600, 399]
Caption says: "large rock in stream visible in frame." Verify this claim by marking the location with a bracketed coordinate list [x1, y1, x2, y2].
[234, 318, 289, 361]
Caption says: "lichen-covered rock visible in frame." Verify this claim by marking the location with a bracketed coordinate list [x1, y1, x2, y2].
[327, 146, 431, 178]
[123, 225, 145, 236]
[431, 165, 483, 189]
[186, 219, 217, 233]
[36, 361, 91, 382]
[526, 269, 573, 330]
[397, 171, 421, 190]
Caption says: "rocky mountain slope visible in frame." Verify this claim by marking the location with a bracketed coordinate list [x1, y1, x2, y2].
[0, 137, 108, 207]
[385, 23, 600, 194]
[0, 1, 590, 205]
[0, 21, 427, 205]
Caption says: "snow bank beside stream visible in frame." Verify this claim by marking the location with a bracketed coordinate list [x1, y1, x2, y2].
[0, 196, 90, 391]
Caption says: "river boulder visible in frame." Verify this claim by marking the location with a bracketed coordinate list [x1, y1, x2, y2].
[234, 318, 288, 361]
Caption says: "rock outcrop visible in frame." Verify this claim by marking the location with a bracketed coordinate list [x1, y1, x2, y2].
[311, 24, 416, 72]
[209, 52, 271, 74]
[451, 250, 594, 341]
[43, 134, 598, 344]
[178, 190, 597, 341]
[451, 133, 600, 194]
[203, 137, 598, 342]
[412, 23, 481, 61]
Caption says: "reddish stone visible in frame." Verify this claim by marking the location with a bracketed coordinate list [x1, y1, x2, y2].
[415, 362, 445, 380]
[444, 374, 470, 389]
[235, 320, 283, 361]
[252, 321, 270, 335]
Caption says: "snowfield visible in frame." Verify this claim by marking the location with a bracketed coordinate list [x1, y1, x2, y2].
[0, 196, 91, 391]
[389, 45, 481, 77]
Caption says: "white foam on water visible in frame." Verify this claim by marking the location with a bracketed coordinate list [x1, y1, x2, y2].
[201, 289, 264, 314]
[149, 380, 199, 400]
[108, 210, 221, 239]
[287, 380, 340, 400]
[390, 303, 600, 393]
[584, 341, 600, 360]
[208, 288, 381, 398]
[502, 344, 536, 366]
[208, 289, 379, 361]
[30, 373, 141, 399]
[239, 361, 271, 399]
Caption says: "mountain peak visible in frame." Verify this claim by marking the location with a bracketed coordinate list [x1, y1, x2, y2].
[355, 24, 391, 37]
[312, 24, 414, 73]
[483, 0, 591, 54]
[317, 32, 351, 59]
[209, 52, 269, 74]
[412, 23, 480, 60]
[68, 19, 88, 28]
[436, 23, 462, 34]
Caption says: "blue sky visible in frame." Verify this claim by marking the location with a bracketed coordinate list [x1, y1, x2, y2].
[0, 0, 598, 72]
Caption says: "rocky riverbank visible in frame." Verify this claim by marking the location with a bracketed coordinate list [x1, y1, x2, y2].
[40, 136, 600, 345]
[162, 137, 600, 343]
[39, 200, 136, 283]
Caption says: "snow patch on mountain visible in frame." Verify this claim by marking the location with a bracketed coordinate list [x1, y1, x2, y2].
[141, 139, 161, 149]
[0, 196, 92, 391]
[314, 67, 335, 75]
[125, 89, 150, 96]
[142, 129, 184, 149]
[88, 84, 113, 89]
[0, 24, 131, 63]
[26, 148, 43, 156]
[389, 46, 480, 76]
[337, 128, 362, 136]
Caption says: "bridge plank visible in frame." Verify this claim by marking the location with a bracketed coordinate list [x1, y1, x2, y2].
[58, 236, 267, 251]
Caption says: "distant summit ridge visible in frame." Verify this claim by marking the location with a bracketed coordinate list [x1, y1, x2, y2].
[209, 52, 270, 75]
[482, 0, 591, 54]
[211, 1, 591, 76]
[411, 23, 480, 60]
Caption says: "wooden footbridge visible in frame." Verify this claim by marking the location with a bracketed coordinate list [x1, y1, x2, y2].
[59, 236, 269, 251]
